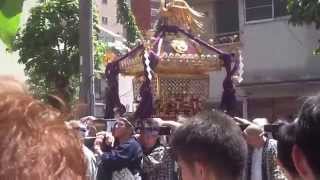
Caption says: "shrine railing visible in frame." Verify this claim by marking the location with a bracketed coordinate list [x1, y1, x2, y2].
[213, 31, 240, 45]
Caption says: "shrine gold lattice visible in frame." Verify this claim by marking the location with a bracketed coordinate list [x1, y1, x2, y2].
[133, 74, 209, 119]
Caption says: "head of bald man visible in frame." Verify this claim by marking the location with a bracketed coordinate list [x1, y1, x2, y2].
[243, 124, 266, 148]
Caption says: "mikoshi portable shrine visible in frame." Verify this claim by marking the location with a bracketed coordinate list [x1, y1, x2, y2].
[104, 0, 243, 121]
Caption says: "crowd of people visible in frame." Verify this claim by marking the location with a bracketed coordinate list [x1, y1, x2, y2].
[0, 75, 320, 180]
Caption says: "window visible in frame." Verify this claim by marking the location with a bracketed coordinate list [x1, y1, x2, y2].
[274, 0, 288, 17]
[102, 17, 108, 25]
[215, 0, 239, 34]
[102, 0, 107, 4]
[245, 0, 288, 22]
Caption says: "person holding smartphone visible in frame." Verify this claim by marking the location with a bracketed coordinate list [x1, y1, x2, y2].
[94, 118, 143, 180]
[137, 119, 178, 180]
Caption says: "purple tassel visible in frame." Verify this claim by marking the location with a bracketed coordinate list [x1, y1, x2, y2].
[133, 51, 160, 119]
[104, 62, 126, 119]
[133, 80, 154, 119]
[148, 51, 160, 70]
[220, 53, 237, 116]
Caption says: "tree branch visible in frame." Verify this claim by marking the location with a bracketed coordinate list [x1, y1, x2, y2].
[56, 38, 62, 57]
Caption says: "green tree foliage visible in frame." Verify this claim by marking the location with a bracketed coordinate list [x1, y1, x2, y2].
[0, 0, 24, 49]
[287, 0, 320, 54]
[13, 0, 106, 105]
[116, 0, 141, 44]
[94, 39, 108, 72]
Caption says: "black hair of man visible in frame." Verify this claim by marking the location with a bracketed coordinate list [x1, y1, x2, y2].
[170, 110, 247, 180]
[295, 94, 320, 176]
[277, 123, 298, 176]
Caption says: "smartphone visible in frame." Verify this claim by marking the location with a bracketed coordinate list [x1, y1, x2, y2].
[159, 126, 171, 135]
[264, 124, 282, 133]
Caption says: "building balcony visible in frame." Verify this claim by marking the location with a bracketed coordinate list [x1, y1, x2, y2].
[189, 0, 240, 48]
[213, 31, 240, 45]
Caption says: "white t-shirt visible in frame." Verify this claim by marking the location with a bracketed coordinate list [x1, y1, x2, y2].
[83, 145, 97, 180]
[251, 148, 263, 180]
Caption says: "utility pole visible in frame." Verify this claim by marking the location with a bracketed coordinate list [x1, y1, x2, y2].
[79, 0, 95, 116]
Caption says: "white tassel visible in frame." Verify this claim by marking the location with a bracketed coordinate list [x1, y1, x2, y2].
[144, 50, 153, 80]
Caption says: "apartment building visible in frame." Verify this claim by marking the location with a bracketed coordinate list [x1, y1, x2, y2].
[238, 0, 320, 121]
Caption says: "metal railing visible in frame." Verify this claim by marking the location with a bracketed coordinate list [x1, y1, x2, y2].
[213, 31, 240, 45]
